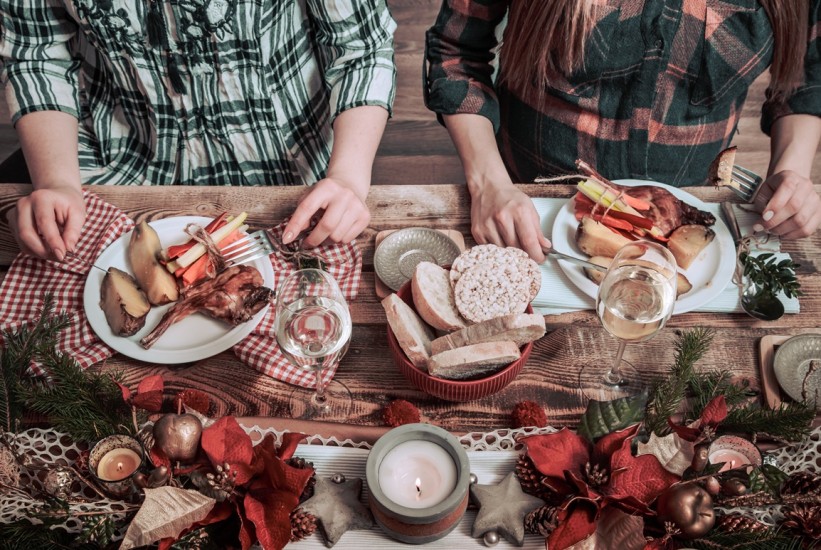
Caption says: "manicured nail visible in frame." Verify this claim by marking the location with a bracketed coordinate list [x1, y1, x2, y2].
[54, 249, 65, 261]
[753, 224, 764, 233]
[282, 231, 294, 243]
[763, 210, 774, 221]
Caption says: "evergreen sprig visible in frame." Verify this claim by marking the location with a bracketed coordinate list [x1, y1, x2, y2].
[741, 252, 802, 299]
[722, 401, 814, 443]
[21, 350, 131, 442]
[645, 327, 714, 435]
[688, 369, 757, 415]
[1, 294, 72, 432]
[690, 526, 807, 550]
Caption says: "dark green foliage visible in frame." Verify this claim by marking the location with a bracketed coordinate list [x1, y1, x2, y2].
[748, 464, 790, 496]
[691, 526, 810, 550]
[722, 401, 814, 443]
[741, 252, 802, 299]
[577, 392, 647, 442]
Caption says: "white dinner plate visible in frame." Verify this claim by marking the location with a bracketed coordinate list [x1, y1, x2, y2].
[83, 216, 275, 364]
[549, 179, 736, 314]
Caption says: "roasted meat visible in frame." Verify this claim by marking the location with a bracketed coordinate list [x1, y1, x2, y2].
[610, 182, 716, 236]
[140, 265, 274, 349]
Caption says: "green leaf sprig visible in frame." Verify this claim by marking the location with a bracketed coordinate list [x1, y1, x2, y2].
[740, 252, 802, 299]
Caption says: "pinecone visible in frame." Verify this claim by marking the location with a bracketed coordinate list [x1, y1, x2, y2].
[781, 471, 821, 498]
[290, 508, 317, 542]
[781, 503, 821, 540]
[715, 512, 769, 534]
[515, 455, 553, 500]
[287, 456, 316, 502]
[524, 505, 558, 536]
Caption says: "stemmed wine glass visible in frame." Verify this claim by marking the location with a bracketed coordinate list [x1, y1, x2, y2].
[274, 268, 353, 419]
[579, 240, 678, 400]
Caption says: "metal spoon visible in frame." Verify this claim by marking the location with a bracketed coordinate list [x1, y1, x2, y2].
[720, 203, 785, 321]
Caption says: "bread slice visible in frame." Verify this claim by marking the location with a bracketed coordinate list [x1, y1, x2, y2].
[382, 293, 434, 371]
[428, 341, 521, 380]
[411, 262, 468, 331]
[430, 313, 545, 354]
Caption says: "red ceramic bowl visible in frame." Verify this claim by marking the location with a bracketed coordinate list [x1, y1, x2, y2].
[387, 282, 533, 402]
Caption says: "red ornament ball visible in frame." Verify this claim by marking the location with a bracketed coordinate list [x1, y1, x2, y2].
[512, 401, 548, 428]
[382, 399, 421, 427]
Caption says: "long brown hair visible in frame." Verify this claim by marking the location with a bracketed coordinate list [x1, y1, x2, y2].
[498, 0, 809, 102]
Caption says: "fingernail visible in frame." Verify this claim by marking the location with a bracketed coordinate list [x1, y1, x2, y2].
[753, 224, 764, 233]
[54, 249, 65, 261]
[763, 210, 774, 221]
[282, 231, 294, 243]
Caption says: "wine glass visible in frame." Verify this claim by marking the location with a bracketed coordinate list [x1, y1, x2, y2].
[274, 268, 353, 419]
[580, 240, 678, 400]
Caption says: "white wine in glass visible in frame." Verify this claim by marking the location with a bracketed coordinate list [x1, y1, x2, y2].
[274, 268, 353, 419]
[581, 241, 677, 400]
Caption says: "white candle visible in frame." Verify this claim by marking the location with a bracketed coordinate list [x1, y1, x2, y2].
[96, 448, 141, 481]
[708, 449, 751, 472]
[378, 440, 457, 509]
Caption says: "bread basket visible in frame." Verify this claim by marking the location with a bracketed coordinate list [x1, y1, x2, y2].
[387, 282, 533, 402]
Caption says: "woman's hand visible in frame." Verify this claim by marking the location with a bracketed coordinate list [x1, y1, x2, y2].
[470, 181, 552, 262]
[282, 177, 371, 248]
[756, 170, 821, 239]
[9, 185, 86, 260]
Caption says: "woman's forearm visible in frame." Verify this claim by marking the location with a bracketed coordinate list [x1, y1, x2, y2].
[442, 113, 512, 191]
[16, 111, 81, 190]
[768, 113, 821, 178]
[326, 105, 389, 198]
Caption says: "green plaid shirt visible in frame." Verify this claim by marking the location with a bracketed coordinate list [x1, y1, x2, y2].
[0, 0, 396, 185]
[425, 0, 821, 186]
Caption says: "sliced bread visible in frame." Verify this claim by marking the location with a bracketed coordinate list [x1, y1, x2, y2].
[430, 313, 545, 354]
[382, 293, 434, 371]
[411, 261, 468, 331]
[428, 340, 521, 380]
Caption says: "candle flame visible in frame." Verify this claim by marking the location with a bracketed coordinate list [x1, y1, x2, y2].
[415, 478, 421, 497]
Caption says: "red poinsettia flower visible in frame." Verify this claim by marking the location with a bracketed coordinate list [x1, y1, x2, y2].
[523, 424, 679, 550]
[190, 417, 313, 550]
[667, 395, 728, 443]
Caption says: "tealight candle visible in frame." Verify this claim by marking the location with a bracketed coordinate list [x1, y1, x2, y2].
[89, 434, 144, 498]
[377, 440, 458, 509]
[96, 448, 142, 481]
[366, 423, 470, 544]
[707, 435, 762, 473]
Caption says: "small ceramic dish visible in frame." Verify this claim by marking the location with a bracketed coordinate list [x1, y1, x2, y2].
[773, 334, 821, 408]
[374, 228, 461, 291]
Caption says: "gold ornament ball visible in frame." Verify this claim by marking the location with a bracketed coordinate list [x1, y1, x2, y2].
[44, 467, 73, 500]
[656, 482, 715, 540]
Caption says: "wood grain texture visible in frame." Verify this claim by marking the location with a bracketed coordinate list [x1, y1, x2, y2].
[1, 184, 820, 432]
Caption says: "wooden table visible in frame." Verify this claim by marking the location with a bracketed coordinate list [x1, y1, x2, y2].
[1, 184, 820, 434]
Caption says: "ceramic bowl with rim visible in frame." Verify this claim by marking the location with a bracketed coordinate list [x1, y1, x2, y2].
[386, 282, 533, 402]
[773, 333, 821, 408]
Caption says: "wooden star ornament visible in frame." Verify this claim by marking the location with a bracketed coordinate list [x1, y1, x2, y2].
[470, 471, 544, 546]
[300, 475, 374, 547]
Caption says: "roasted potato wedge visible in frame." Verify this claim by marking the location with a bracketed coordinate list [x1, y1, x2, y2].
[575, 216, 631, 258]
[667, 224, 715, 270]
[100, 267, 151, 336]
[128, 220, 179, 305]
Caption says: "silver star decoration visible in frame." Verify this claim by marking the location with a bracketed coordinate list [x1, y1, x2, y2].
[471, 471, 544, 546]
[300, 476, 373, 547]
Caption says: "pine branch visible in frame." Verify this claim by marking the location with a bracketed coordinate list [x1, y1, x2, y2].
[21, 351, 132, 443]
[691, 526, 807, 550]
[0, 294, 71, 432]
[0, 519, 77, 550]
[721, 401, 814, 442]
[645, 328, 715, 435]
[687, 369, 756, 417]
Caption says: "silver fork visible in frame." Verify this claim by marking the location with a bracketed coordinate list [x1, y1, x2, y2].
[220, 230, 275, 267]
[724, 165, 772, 210]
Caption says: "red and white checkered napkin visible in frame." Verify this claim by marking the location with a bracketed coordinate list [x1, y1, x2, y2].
[0, 194, 362, 388]
[0, 191, 133, 374]
[232, 221, 362, 388]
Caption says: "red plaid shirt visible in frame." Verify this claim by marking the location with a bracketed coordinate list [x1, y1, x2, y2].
[425, 0, 821, 186]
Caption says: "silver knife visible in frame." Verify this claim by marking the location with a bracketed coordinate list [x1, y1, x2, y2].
[720, 202, 743, 244]
[544, 249, 606, 272]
